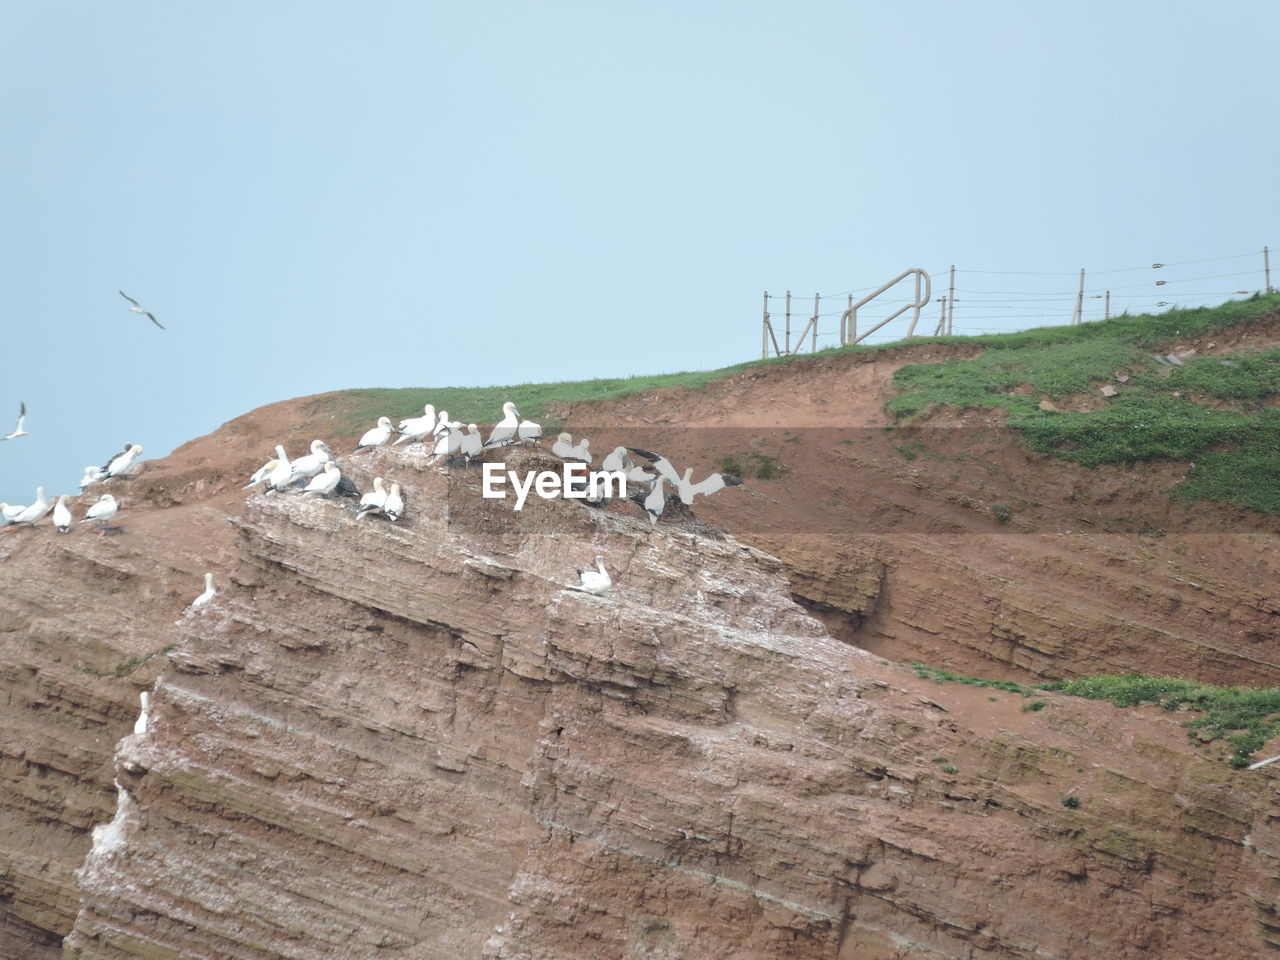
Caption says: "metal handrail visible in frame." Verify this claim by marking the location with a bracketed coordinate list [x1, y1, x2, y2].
[839, 269, 932, 345]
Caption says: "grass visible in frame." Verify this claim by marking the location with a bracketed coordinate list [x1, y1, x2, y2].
[885, 293, 1280, 512]
[914, 661, 1280, 766]
[75, 644, 174, 679]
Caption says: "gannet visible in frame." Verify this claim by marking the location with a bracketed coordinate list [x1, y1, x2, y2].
[484, 402, 521, 448]
[518, 416, 542, 444]
[393, 404, 437, 445]
[133, 691, 150, 736]
[189, 573, 217, 611]
[383, 483, 404, 521]
[105, 444, 143, 479]
[357, 417, 393, 449]
[357, 477, 388, 518]
[430, 423, 463, 463]
[575, 556, 611, 595]
[302, 461, 342, 496]
[569, 437, 592, 464]
[0, 503, 23, 525]
[119, 290, 163, 329]
[244, 458, 277, 488]
[286, 440, 332, 484]
[551, 433, 575, 458]
[642, 476, 667, 526]
[52, 495, 72, 533]
[1, 401, 27, 440]
[601, 446, 630, 474]
[81, 494, 119, 529]
[11, 487, 52, 526]
[80, 465, 106, 489]
[629, 448, 744, 505]
[265, 446, 293, 492]
[460, 423, 484, 461]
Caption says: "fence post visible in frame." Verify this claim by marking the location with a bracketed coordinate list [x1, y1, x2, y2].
[1105, 290, 1111, 320]
[1072, 268, 1085, 324]
[947, 265, 956, 335]
[1266, 246, 1273, 294]
[812, 293, 820, 351]
[785, 290, 792, 354]
[762, 291, 770, 359]
[936, 296, 947, 335]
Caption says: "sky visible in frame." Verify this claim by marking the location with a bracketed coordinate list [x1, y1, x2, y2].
[2, 1, 1278, 503]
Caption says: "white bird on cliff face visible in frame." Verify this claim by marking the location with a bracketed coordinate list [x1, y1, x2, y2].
[430, 423, 463, 463]
[265, 445, 293, 492]
[10, 487, 52, 526]
[80, 465, 106, 489]
[81, 494, 119, 530]
[52, 495, 72, 533]
[601, 446, 630, 474]
[518, 415, 542, 444]
[460, 423, 484, 461]
[286, 440, 332, 485]
[573, 555, 611, 595]
[629, 449, 744, 505]
[105, 444, 144, 479]
[133, 691, 150, 736]
[189, 573, 217, 611]
[244, 459, 277, 489]
[485, 402, 521, 448]
[0, 502, 23, 525]
[357, 416, 394, 450]
[357, 477, 388, 518]
[302, 461, 342, 497]
[393, 404, 437, 445]
[551, 433, 575, 459]
[1, 401, 27, 440]
[642, 476, 667, 526]
[382, 482, 404, 521]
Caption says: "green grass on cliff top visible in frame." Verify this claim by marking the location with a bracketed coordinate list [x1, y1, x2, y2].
[330, 293, 1280, 512]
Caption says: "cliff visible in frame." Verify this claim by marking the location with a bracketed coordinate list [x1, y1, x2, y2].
[1, 328, 1278, 958]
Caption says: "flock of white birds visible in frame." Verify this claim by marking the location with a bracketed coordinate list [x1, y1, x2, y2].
[1, 393, 743, 602]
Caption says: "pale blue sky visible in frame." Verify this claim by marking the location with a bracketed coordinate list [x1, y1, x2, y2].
[3, 1, 1277, 502]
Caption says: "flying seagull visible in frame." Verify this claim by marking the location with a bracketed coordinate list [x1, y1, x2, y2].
[1, 402, 27, 440]
[119, 291, 163, 329]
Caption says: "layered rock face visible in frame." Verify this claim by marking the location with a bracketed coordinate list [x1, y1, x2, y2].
[37, 449, 1280, 959]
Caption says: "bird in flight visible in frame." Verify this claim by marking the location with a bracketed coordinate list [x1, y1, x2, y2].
[1, 401, 27, 440]
[119, 291, 164, 329]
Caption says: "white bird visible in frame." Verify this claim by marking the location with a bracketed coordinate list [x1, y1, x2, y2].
[551, 433, 575, 458]
[80, 465, 106, 489]
[0, 502, 24, 525]
[10, 487, 52, 526]
[601, 446, 630, 474]
[642, 476, 667, 526]
[569, 437, 592, 464]
[265, 445, 293, 492]
[302, 461, 342, 496]
[119, 290, 163, 329]
[393, 404, 437, 445]
[485, 402, 521, 448]
[286, 440, 332, 485]
[382, 483, 404, 521]
[357, 477, 388, 518]
[574, 555, 611, 595]
[460, 423, 484, 461]
[244, 458, 277, 488]
[629, 448, 744, 505]
[81, 494, 119, 529]
[133, 691, 150, 736]
[430, 423, 463, 463]
[1, 401, 27, 440]
[105, 444, 144, 479]
[189, 573, 217, 611]
[518, 416, 542, 444]
[52, 495, 72, 533]
[357, 416, 394, 450]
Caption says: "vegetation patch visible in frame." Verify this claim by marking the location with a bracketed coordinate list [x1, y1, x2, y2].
[886, 294, 1280, 512]
[910, 662, 1038, 696]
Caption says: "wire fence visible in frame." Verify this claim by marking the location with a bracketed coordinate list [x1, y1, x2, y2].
[761, 247, 1276, 356]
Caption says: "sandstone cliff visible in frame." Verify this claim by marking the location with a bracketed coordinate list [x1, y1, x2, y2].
[1, 338, 1278, 958]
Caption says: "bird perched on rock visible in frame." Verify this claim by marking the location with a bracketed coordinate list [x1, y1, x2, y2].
[133, 691, 150, 735]
[81, 494, 120, 532]
[572, 555, 611, 595]
[286, 440, 333, 485]
[393, 404, 437, 445]
[460, 423, 484, 462]
[382, 482, 404, 521]
[52, 495, 72, 533]
[356, 417, 394, 450]
[105, 444, 144, 480]
[485, 402, 521, 448]
[10, 487, 52, 527]
[80, 465, 106, 489]
[302, 461, 342, 497]
[357, 477, 388, 518]
[188, 573, 217, 612]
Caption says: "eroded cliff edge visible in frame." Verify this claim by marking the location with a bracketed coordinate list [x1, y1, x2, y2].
[35, 448, 1280, 959]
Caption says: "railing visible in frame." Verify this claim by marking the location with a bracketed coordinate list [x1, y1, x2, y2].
[839, 269, 932, 345]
